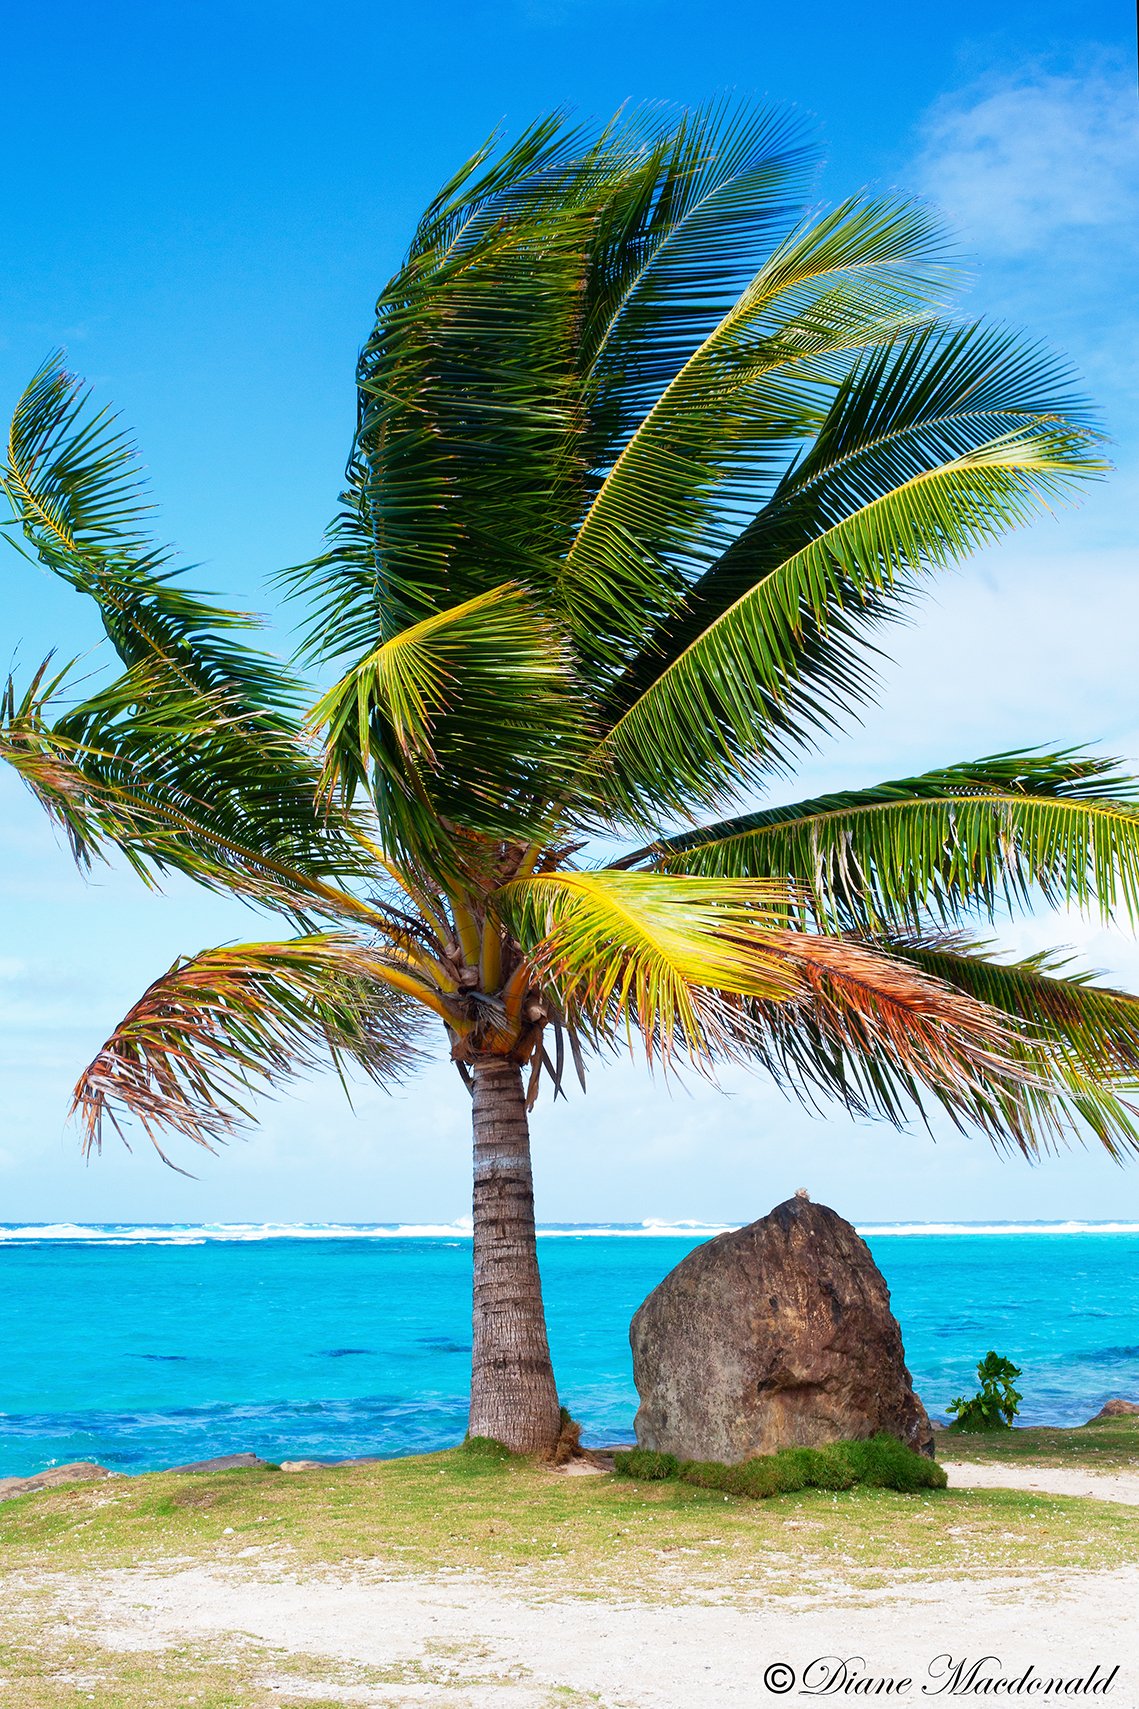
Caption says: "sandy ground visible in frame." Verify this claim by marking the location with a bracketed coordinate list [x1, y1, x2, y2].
[62, 1555, 1139, 1707]
[944, 1460, 1139, 1506]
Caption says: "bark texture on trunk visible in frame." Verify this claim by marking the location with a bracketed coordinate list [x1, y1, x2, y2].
[468, 1056, 561, 1455]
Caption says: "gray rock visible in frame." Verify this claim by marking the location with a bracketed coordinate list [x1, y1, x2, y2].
[164, 1453, 273, 1474]
[0, 1461, 113, 1503]
[631, 1196, 933, 1462]
[1087, 1398, 1139, 1422]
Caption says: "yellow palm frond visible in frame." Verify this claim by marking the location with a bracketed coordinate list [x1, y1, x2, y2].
[499, 870, 801, 1063]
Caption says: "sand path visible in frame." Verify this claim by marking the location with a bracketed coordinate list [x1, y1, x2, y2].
[64, 1553, 1139, 1708]
[943, 1460, 1139, 1505]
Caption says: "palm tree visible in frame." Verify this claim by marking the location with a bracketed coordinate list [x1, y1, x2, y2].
[6, 103, 1139, 1456]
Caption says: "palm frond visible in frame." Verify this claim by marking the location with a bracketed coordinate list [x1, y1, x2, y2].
[499, 868, 827, 1064]
[2, 356, 297, 709]
[587, 322, 1104, 823]
[742, 927, 1033, 1125]
[619, 749, 1139, 932]
[73, 936, 428, 1160]
[578, 99, 816, 460]
[2, 658, 401, 931]
[285, 105, 840, 673]
[877, 933, 1139, 1158]
[1, 655, 391, 926]
[561, 196, 953, 675]
[499, 872, 1042, 1127]
[0, 659, 152, 876]
[283, 121, 642, 661]
[591, 413, 1104, 825]
[310, 583, 588, 875]
[0, 360, 382, 892]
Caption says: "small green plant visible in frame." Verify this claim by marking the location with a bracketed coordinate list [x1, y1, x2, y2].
[613, 1434, 946, 1500]
[947, 1351, 1024, 1432]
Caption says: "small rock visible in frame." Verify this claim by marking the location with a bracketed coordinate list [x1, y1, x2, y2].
[164, 1453, 273, 1474]
[1087, 1398, 1139, 1422]
[279, 1460, 326, 1471]
[0, 1462, 112, 1504]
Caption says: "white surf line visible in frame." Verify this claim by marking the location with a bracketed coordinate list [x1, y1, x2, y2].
[943, 1460, 1139, 1506]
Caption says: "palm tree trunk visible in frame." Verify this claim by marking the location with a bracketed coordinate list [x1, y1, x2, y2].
[468, 1056, 561, 1455]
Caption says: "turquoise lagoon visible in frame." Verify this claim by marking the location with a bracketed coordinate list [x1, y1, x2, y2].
[1, 1223, 1137, 1477]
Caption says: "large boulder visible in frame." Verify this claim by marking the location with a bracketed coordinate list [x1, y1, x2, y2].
[631, 1194, 933, 1461]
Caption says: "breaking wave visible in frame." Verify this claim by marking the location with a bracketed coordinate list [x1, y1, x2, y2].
[2, 1218, 1138, 1244]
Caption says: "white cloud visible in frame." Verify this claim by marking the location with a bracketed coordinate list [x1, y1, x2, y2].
[915, 69, 1139, 256]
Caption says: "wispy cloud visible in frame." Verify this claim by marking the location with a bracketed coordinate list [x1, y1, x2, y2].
[915, 67, 1139, 256]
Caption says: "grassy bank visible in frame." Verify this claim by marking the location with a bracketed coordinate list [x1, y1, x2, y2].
[935, 1411, 1139, 1470]
[2, 1425, 1137, 1594]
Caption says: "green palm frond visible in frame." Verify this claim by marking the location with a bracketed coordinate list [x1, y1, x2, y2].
[283, 122, 643, 662]
[2, 356, 296, 709]
[619, 749, 1139, 932]
[1, 659, 396, 928]
[73, 936, 427, 1161]
[0, 660, 148, 875]
[3, 357, 156, 562]
[310, 583, 588, 874]
[657, 319, 1095, 655]
[0, 361, 378, 890]
[578, 99, 816, 464]
[284, 103, 813, 667]
[590, 323, 1105, 821]
[592, 417, 1104, 824]
[562, 197, 953, 675]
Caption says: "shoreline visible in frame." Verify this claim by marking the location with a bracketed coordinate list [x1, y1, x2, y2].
[5, 1405, 1139, 1488]
[5, 1410, 1139, 1500]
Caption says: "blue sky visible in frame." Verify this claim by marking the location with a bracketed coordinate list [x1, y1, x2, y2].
[3, 0, 1138, 1225]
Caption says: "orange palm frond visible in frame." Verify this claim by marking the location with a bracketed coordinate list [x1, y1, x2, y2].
[73, 936, 428, 1161]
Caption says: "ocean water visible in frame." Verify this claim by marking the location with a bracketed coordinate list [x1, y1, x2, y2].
[1, 1222, 1137, 1477]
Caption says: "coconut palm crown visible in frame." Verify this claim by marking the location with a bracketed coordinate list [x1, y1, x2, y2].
[6, 104, 1139, 1453]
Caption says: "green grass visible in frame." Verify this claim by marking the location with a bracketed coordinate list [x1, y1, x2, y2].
[935, 1412, 1139, 1471]
[614, 1433, 947, 1498]
[1, 1436, 1137, 1600]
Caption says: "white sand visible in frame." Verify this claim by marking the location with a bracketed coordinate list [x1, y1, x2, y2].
[63, 1552, 1139, 1707]
[944, 1460, 1139, 1506]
